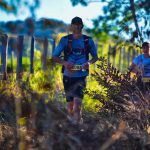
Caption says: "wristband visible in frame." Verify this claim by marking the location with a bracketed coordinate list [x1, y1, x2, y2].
[87, 62, 91, 65]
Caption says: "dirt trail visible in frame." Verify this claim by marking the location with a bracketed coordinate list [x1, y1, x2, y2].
[0, 91, 150, 150]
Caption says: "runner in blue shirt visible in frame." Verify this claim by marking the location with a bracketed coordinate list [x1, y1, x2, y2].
[129, 42, 150, 91]
[52, 16, 98, 124]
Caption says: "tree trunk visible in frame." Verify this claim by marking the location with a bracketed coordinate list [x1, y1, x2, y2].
[130, 0, 143, 43]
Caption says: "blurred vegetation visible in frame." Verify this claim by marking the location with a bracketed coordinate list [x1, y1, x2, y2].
[0, 55, 150, 149]
[0, 0, 40, 17]
[70, 0, 150, 45]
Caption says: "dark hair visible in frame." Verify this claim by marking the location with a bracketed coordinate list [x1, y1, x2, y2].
[71, 16, 83, 26]
[142, 42, 150, 48]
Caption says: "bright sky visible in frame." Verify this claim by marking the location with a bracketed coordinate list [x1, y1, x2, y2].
[0, 0, 103, 28]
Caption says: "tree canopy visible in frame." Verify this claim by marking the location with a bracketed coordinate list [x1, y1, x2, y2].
[0, 0, 40, 17]
[70, 0, 150, 44]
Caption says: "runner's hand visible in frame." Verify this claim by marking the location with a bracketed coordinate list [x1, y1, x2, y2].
[82, 62, 89, 70]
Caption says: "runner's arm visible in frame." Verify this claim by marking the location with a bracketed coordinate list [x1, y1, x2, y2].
[88, 38, 98, 64]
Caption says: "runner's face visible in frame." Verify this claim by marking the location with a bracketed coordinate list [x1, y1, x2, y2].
[142, 45, 150, 57]
[71, 24, 83, 34]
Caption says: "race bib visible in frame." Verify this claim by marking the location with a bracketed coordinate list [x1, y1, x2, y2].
[142, 76, 150, 83]
[71, 65, 82, 70]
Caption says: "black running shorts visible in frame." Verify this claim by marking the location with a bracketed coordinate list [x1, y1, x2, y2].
[63, 76, 86, 102]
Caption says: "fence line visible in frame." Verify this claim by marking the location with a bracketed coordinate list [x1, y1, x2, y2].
[0, 33, 142, 80]
[16, 35, 24, 80]
[0, 33, 56, 80]
[1, 34, 8, 80]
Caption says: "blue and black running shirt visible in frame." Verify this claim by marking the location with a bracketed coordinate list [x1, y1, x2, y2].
[52, 34, 98, 77]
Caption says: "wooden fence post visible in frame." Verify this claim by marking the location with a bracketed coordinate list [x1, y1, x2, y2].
[127, 48, 131, 68]
[52, 39, 55, 53]
[1, 34, 8, 80]
[10, 48, 14, 73]
[94, 41, 99, 71]
[30, 36, 34, 73]
[16, 35, 24, 80]
[118, 48, 122, 71]
[108, 45, 111, 64]
[122, 47, 125, 71]
[112, 46, 116, 68]
[132, 49, 135, 59]
[42, 37, 48, 70]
